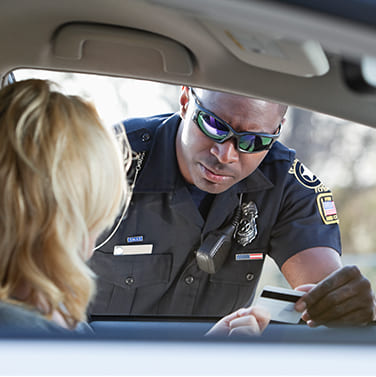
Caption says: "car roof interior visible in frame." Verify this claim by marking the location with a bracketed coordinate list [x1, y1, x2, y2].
[2, 0, 376, 127]
[2, 1, 376, 374]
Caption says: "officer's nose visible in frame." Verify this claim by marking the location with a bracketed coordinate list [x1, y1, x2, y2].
[210, 139, 239, 164]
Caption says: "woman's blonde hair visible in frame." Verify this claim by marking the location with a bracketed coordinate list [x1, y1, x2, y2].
[0, 79, 130, 327]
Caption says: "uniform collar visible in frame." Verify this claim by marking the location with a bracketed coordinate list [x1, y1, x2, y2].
[235, 141, 295, 193]
[134, 113, 182, 193]
[236, 169, 273, 193]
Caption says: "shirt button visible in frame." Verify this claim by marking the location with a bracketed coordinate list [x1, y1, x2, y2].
[141, 132, 151, 142]
[246, 273, 254, 281]
[184, 275, 195, 285]
[125, 276, 135, 286]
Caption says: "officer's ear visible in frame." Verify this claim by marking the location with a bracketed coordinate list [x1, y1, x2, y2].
[280, 117, 286, 131]
[179, 86, 190, 119]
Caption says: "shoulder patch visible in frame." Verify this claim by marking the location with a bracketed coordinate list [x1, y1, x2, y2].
[317, 192, 339, 225]
[288, 159, 329, 192]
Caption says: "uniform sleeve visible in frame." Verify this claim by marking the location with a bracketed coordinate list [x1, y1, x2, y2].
[268, 159, 342, 269]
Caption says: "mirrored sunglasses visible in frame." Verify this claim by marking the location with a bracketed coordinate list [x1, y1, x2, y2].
[190, 89, 281, 154]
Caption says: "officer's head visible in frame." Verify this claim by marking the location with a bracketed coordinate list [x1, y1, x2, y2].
[177, 87, 287, 194]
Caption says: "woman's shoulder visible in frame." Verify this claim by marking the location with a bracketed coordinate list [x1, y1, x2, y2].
[0, 301, 67, 334]
[0, 301, 94, 336]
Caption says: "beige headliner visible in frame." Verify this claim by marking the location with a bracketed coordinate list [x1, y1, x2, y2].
[1, 0, 376, 126]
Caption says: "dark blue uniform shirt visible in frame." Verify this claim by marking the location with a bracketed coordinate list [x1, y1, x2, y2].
[89, 113, 341, 316]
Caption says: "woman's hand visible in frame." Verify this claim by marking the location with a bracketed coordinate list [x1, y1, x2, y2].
[206, 306, 270, 337]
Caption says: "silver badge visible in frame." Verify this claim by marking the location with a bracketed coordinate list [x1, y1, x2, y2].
[235, 201, 258, 247]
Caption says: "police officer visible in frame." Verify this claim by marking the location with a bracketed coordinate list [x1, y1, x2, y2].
[90, 87, 375, 326]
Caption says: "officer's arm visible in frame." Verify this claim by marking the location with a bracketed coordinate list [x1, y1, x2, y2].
[281, 247, 342, 287]
[281, 248, 375, 326]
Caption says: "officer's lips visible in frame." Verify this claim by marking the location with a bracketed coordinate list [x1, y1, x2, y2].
[199, 163, 232, 183]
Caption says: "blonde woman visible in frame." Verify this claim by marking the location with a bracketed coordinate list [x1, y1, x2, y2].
[0, 79, 269, 335]
[0, 79, 129, 332]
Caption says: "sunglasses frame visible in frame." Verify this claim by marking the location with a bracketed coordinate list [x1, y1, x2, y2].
[190, 88, 281, 154]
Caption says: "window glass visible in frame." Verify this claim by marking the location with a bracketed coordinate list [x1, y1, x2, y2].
[13, 69, 376, 300]
[14, 69, 181, 126]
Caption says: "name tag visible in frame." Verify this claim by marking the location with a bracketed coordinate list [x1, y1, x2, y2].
[113, 244, 153, 256]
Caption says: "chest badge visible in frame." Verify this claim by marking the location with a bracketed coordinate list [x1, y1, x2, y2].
[235, 201, 258, 247]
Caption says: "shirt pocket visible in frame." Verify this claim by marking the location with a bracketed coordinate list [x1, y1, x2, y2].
[209, 248, 266, 286]
[203, 249, 266, 314]
[89, 251, 172, 314]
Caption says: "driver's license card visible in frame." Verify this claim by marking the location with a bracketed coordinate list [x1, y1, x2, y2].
[255, 285, 306, 324]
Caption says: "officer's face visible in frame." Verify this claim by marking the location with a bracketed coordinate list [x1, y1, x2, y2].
[176, 87, 285, 194]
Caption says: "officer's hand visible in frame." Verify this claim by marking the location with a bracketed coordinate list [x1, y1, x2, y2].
[294, 265, 376, 327]
[206, 306, 270, 337]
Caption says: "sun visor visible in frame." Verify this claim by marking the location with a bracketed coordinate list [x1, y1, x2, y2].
[203, 22, 329, 77]
[52, 23, 193, 77]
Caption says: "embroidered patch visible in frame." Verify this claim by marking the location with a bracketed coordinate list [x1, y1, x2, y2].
[317, 192, 339, 225]
[288, 159, 322, 190]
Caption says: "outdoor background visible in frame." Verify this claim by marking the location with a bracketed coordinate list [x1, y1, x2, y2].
[14, 69, 376, 294]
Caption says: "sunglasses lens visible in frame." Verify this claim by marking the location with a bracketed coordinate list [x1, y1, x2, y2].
[239, 135, 274, 152]
[197, 112, 229, 140]
[238, 134, 256, 152]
